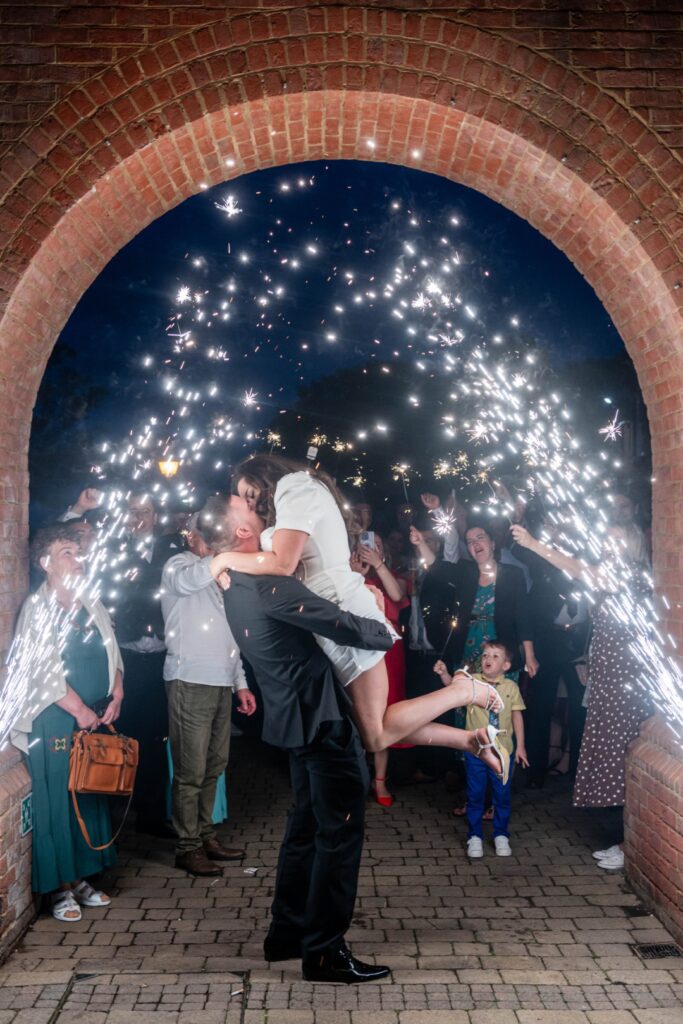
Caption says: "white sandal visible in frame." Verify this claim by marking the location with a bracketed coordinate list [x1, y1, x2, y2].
[51, 890, 81, 922]
[473, 725, 511, 785]
[72, 880, 111, 908]
[457, 669, 505, 713]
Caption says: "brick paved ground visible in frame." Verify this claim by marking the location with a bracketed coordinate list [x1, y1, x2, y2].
[1, 738, 681, 1024]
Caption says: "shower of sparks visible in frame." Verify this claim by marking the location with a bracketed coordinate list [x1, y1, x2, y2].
[1, 168, 682, 751]
[599, 409, 624, 442]
[438, 330, 465, 347]
[466, 422, 491, 444]
[214, 194, 242, 218]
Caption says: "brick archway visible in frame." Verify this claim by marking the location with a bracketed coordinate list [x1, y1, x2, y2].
[0, 5, 682, 951]
[1, 10, 681, 650]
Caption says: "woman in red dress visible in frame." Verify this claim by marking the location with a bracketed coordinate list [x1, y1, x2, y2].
[350, 535, 410, 807]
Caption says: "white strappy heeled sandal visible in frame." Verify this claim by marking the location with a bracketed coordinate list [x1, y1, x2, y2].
[473, 725, 510, 785]
[455, 668, 505, 714]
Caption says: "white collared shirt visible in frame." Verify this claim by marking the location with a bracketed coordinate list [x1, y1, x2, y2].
[160, 552, 247, 689]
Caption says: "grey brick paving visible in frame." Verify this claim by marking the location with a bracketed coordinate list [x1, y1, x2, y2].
[0, 739, 681, 1023]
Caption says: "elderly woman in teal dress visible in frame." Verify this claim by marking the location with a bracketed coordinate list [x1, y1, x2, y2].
[11, 525, 124, 922]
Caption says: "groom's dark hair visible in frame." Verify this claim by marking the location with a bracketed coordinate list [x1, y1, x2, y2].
[196, 495, 236, 551]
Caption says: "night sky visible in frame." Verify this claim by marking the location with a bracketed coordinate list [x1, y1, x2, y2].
[50, 160, 621, 414]
[32, 160, 630, 518]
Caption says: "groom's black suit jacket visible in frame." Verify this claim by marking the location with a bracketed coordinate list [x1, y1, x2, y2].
[223, 571, 392, 749]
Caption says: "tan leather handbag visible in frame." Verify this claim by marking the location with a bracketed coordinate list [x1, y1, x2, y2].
[68, 725, 139, 850]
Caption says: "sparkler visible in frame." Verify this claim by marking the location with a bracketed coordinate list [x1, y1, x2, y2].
[2, 167, 681, 754]
[599, 409, 624, 442]
[431, 508, 457, 537]
[214, 194, 242, 218]
[391, 463, 412, 505]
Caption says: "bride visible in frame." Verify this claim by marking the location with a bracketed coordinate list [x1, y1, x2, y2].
[211, 454, 509, 780]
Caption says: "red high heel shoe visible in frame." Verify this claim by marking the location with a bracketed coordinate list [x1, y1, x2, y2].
[372, 777, 394, 808]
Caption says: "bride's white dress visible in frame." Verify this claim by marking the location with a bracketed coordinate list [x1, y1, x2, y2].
[260, 471, 394, 686]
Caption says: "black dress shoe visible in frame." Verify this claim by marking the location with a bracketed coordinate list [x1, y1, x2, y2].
[263, 937, 302, 962]
[302, 944, 390, 984]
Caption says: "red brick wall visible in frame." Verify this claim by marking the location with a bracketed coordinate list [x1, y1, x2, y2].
[0, 747, 33, 961]
[0, 0, 681, 955]
[0, 3, 681, 155]
[626, 717, 683, 945]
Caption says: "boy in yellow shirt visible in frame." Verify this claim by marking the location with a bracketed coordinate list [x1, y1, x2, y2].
[434, 641, 528, 858]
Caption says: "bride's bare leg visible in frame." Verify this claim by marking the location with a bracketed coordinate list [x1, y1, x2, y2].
[403, 723, 504, 777]
[347, 662, 497, 752]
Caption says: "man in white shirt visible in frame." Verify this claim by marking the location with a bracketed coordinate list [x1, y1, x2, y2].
[162, 511, 257, 877]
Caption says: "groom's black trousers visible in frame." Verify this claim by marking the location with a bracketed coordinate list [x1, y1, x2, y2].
[268, 719, 369, 959]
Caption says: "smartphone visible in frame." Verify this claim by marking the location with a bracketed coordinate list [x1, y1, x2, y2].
[359, 530, 376, 549]
[90, 694, 113, 718]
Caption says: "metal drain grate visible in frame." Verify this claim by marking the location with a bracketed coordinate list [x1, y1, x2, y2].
[631, 943, 683, 960]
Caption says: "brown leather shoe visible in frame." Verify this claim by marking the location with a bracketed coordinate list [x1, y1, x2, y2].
[203, 837, 244, 861]
[175, 848, 222, 876]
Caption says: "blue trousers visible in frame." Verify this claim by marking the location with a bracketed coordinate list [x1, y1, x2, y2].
[464, 751, 513, 839]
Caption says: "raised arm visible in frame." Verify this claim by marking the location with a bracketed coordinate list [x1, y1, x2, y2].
[409, 525, 436, 568]
[509, 524, 595, 583]
[211, 528, 308, 580]
[256, 575, 393, 651]
[163, 553, 215, 596]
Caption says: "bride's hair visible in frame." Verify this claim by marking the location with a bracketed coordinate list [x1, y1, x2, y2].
[232, 453, 355, 536]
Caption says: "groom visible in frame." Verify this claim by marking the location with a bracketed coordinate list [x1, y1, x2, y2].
[202, 494, 392, 984]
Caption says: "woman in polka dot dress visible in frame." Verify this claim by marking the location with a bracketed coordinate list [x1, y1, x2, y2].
[510, 523, 653, 868]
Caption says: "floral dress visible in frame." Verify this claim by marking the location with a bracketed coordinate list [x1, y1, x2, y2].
[449, 582, 497, 732]
[462, 582, 497, 672]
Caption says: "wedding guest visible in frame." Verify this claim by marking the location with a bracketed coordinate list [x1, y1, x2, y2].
[511, 513, 589, 787]
[350, 534, 409, 806]
[11, 525, 123, 921]
[511, 522, 653, 870]
[421, 521, 538, 678]
[161, 505, 256, 876]
[435, 641, 527, 858]
[111, 491, 183, 837]
[405, 526, 455, 784]
[609, 492, 650, 567]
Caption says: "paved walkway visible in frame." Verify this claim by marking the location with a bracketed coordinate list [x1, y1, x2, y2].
[1, 738, 682, 1024]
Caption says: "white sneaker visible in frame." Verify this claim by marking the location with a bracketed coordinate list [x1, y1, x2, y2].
[494, 836, 512, 857]
[592, 844, 621, 860]
[467, 837, 484, 858]
[597, 848, 624, 870]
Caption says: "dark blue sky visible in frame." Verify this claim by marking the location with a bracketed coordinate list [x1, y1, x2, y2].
[31, 160, 641, 522]
[48, 159, 622, 431]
